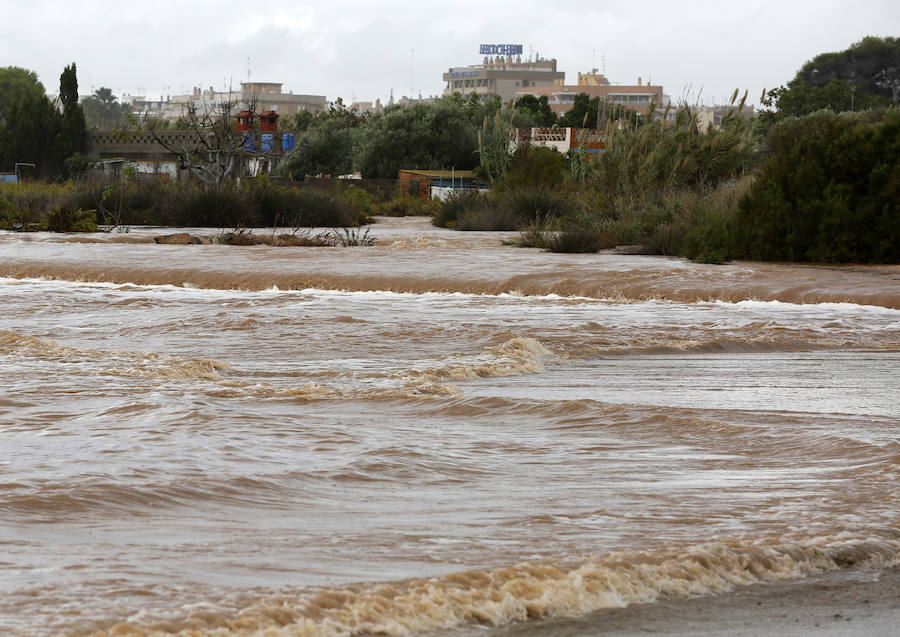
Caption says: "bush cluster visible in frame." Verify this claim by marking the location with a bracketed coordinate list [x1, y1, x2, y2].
[433, 188, 573, 232]
[726, 108, 900, 263]
[0, 178, 371, 231]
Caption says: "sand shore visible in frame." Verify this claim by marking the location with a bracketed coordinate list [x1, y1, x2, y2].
[475, 566, 899, 636]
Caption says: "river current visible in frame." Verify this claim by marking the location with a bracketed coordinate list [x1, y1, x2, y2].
[1, 217, 898, 636]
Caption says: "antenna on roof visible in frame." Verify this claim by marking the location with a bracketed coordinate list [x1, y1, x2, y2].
[247, 57, 251, 81]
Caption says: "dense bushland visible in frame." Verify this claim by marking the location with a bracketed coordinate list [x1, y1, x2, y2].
[433, 100, 758, 254]
[432, 92, 898, 263]
[726, 108, 900, 263]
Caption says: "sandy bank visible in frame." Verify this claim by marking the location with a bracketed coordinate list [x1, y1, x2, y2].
[475, 566, 899, 636]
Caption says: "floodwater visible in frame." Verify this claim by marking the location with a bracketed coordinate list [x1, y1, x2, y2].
[1, 217, 898, 636]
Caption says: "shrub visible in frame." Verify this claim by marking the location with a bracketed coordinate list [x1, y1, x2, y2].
[336, 185, 377, 217]
[375, 193, 438, 217]
[728, 108, 900, 263]
[330, 227, 377, 246]
[455, 205, 521, 231]
[0, 195, 17, 230]
[503, 145, 569, 190]
[500, 187, 573, 223]
[432, 190, 490, 228]
[283, 186, 359, 228]
[47, 206, 98, 232]
[516, 217, 618, 253]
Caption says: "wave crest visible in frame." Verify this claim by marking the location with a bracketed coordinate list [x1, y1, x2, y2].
[92, 531, 899, 636]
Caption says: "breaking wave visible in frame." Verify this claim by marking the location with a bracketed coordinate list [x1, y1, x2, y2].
[87, 530, 900, 636]
[0, 330, 552, 400]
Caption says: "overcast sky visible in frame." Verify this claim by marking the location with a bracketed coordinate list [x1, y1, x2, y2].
[2, 0, 898, 108]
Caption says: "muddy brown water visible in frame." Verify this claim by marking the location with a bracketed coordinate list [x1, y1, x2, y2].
[1, 217, 898, 635]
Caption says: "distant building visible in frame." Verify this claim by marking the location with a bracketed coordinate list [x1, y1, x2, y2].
[577, 68, 611, 86]
[398, 169, 487, 201]
[124, 82, 327, 122]
[695, 104, 756, 130]
[509, 128, 606, 155]
[237, 82, 327, 114]
[443, 45, 565, 103]
[349, 99, 383, 115]
[515, 74, 665, 116]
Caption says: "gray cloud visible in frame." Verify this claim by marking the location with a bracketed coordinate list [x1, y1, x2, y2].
[2, 0, 897, 106]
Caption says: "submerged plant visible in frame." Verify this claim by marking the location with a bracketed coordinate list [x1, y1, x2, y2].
[330, 227, 377, 247]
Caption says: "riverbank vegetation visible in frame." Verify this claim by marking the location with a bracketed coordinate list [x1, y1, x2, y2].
[3, 38, 897, 262]
[0, 178, 372, 232]
[428, 36, 899, 264]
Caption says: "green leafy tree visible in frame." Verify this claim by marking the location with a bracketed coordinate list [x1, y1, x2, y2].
[277, 102, 361, 178]
[730, 108, 900, 263]
[514, 94, 557, 126]
[558, 93, 598, 128]
[353, 101, 477, 178]
[0, 66, 63, 178]
[280, 109, 316, 134]
[760, 36, 900, 126]
[556, 93, 645, 129]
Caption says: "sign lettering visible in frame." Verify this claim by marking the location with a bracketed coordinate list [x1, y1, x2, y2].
[479, 44, 523, 56]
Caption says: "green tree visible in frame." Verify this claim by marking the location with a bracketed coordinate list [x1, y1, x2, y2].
[280, 109, 316, 134]
[731, 108, 900, 263]
[558, 93, 598, 128]
[760, 36, 900, 125]
[277, 102, 361, 178]
[0, 66, 62, 178]
[57, 63, 86, 174]
[514, 94, 557, 126]
[556, 94, 645, 129]
[353, 101, 477, 178]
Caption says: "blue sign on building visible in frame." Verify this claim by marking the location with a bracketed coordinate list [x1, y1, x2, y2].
[479, 44, 523, 56]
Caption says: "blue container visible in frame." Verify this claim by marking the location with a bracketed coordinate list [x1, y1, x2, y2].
[242, 134, 255, 151]
[282, 133, 295, 152]
[261, 134, 273, 153]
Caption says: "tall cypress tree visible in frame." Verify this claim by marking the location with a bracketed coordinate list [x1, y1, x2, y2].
[58, 63, 86, 175]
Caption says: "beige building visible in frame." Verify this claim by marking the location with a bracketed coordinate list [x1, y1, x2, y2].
[695, 104, 756, 130]
[443, 53, 565, 103]
[127, 82, 327, 122]
[236, 82, 326, 114]
[515, 74, 665, 116]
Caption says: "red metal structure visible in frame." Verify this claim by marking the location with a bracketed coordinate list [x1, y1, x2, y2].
[259, 110, 279, 132]
[235, 110, 254, 132]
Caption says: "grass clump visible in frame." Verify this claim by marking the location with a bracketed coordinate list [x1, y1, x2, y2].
[516, 217, 618, 253]
[374, 193, 439, 217]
